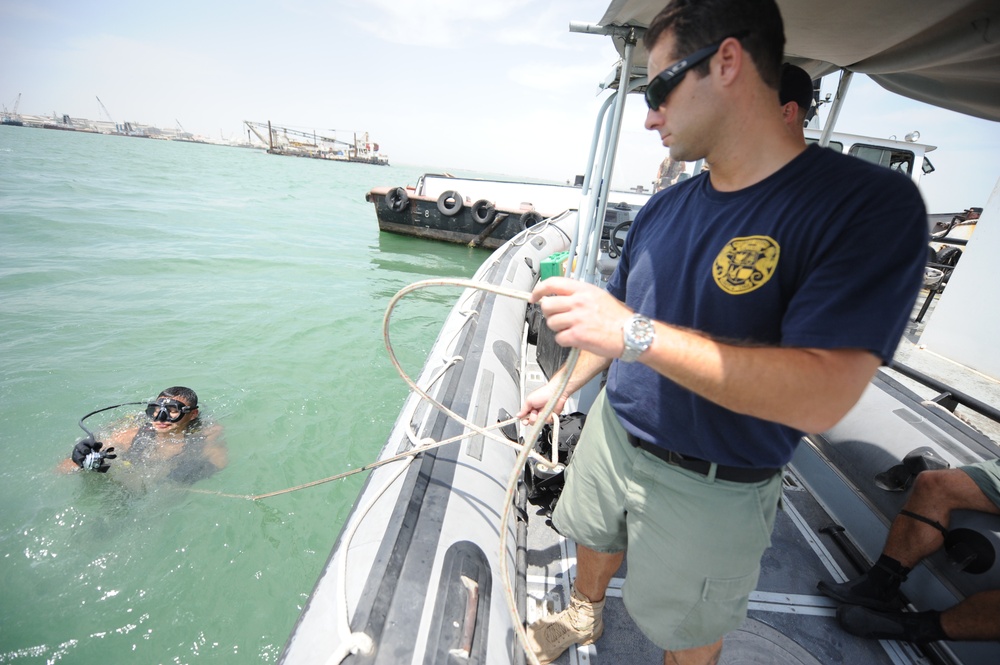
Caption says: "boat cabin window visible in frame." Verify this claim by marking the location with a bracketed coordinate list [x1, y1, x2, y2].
[805, 138, 844, 154]
[847, 144, 916, 177]
[806, 136, 844, 154]
[922, 156, 936, 175]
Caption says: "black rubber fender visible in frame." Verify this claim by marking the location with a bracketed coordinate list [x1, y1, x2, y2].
[471, 199, 497, 225]
[385, 187, 409, 212]
[519, 210, 543, 231]
[936, 245, 962, 267]
[437, 190, 463, 216]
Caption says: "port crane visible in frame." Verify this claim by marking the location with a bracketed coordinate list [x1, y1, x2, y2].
[2, 93, 22, 124]
[95, 96, 117, 132]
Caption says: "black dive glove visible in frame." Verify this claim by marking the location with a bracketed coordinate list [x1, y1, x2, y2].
[71, 437, 116, 473]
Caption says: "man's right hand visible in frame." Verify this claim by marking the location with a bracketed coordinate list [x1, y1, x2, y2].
[71, 438, 116, 473]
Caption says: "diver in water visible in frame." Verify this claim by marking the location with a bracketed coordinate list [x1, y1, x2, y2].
[59, 386, 227, 484]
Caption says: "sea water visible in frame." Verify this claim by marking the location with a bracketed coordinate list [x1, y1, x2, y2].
[0, 125, 494, 663]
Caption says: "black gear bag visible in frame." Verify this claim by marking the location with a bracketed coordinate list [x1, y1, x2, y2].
[523, 412, 587, 515]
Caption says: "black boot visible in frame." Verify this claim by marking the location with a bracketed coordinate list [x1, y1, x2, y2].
[817, 555, 910, 612]
[837, 605, 947, 643]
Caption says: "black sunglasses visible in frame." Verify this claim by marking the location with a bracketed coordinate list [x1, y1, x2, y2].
[644, 32, 749, 111]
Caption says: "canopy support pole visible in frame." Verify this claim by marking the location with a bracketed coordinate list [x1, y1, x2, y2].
[566, 22, 642, 284]
[580, 35, 639, 283]
[819, 70, 853, 147]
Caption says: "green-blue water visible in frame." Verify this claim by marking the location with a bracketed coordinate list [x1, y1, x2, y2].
[0, 125, 491, 663]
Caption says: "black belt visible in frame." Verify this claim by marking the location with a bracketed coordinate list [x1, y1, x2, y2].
[626, 434, 779, 483]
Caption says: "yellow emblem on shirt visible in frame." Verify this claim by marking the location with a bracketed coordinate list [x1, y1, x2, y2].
[712, 235, 780, 294]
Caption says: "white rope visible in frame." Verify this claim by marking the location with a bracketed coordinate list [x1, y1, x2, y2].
[384, 277, 578, 665]
[324, 413, 536, 664]
[501, 349, 577, 665]
[193, 274, 577, 664]
[405, 355, 462, 448]
[325, 461, 407, 665]
[188, 417, 526, 501]
[382, 279, 537, 452]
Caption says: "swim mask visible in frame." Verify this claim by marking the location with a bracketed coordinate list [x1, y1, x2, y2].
[145, 398, 194, 423]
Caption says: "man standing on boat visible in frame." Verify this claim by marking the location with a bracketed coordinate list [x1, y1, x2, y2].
[517, 1, 927, 663]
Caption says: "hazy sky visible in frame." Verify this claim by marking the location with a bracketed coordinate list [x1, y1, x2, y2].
[2, 0, 997, 213]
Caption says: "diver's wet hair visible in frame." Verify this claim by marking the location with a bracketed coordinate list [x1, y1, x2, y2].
[159, 386, 198, 408]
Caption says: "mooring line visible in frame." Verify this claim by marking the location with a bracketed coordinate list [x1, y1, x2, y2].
[188, 415, 525, 501]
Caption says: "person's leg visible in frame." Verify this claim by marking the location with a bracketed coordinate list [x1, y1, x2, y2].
[664, 638, 722, 665]
[820, 468, 999, 609]
[526, 389, 632, 664]
[884, 469, 998, 567]
[527, 544, 626, 664]
[623, 456, 781, 660]
[574, 544, 625, 603]
[940, 589, 1000, 641]
[838, 589, 1000, 643]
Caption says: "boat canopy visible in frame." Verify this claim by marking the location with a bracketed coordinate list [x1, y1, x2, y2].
[597, 0, 1000, 122]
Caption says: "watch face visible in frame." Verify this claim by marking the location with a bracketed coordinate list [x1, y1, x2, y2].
[629, 317, 653, 347]
[631, 318, 655, 344]
[623, 315, 655, 362]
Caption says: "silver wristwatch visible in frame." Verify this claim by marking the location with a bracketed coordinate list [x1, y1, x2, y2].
[621, 314, 655, 363]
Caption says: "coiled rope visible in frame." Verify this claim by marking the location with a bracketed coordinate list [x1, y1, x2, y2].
[387, 279, 576, 665]
[189, 278, 561, 501]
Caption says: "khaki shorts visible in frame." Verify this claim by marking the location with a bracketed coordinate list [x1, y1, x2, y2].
[960, 459, 1000, 509]
[552, 389, 783, 651]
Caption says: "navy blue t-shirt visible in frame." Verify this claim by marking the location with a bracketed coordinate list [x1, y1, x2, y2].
[605, 144, 927, 468]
